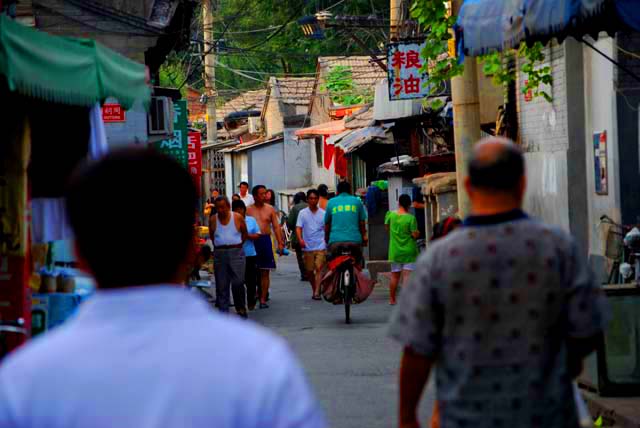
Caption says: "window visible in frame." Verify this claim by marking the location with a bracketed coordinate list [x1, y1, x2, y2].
[315, 137, 323, 167]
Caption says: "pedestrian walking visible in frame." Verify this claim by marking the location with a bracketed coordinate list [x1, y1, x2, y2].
[0, 149, 326, 428]
[238, 181, 254, 206]
[247, 185, 285, 309]
[318, 183, 330, 210]
[266, 188, 276, 207]
[296, 189, 326, 300]
[389, 137, 609, 428]
[385, 194, 420, 305]
[210, 196, 248, 317]
[287, 191, 308, 281]
[233, 199, 261, 312]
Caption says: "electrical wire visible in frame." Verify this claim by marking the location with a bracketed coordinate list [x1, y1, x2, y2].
[616, 44, 640, 61]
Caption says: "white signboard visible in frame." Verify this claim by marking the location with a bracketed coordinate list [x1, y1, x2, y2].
[387, 41, 429, 100]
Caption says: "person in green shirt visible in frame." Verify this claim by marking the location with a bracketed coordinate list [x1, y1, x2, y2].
[324, 181, 368, 264]
[385, 194, 419, 305]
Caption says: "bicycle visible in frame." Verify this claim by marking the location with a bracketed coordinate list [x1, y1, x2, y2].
[333, 246, 358, 324]
[0, 318, 27, 360]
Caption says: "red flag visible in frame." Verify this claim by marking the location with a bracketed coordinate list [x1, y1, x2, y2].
[323, 135, 335, 170]
[334, 147, 347, 177]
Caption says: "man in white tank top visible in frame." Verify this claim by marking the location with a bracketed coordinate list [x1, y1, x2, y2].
[210, 196, 248, 316]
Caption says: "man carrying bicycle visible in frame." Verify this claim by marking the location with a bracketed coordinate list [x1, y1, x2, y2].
[324, 181, 368, 265]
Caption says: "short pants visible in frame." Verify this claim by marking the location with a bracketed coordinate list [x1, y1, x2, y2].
[391, 263, 416, 273]
[255, 234, 276, 270]
[303, 250, 326, 272]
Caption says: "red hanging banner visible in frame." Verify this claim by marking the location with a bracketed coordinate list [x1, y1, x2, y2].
[323, 135, 335, 170]
[187, 131, 202, 196]
[334, 147, 347, 178]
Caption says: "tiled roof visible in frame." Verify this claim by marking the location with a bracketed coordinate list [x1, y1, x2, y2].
[273, 77, 315, 106]
[218, 90, 268, 119]
[318, 56, 387, 92]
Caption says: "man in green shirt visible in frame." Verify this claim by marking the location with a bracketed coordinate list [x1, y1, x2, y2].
[287, 192, 308, 281]
[324, 181, 367, 264]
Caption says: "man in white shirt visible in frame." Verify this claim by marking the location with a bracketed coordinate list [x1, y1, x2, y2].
[0, 149, 326, 428]
[296, 188, 327, 300]
[239, 181, 255, 206]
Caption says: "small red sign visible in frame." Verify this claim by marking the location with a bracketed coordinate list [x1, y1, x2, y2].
[102, 103, 126, 122]
[188, 131, 203, 196]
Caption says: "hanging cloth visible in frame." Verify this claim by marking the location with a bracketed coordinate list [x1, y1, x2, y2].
[323, 135, 335, 170]
[31, 104, 109, 244]
[334, 147, 347, 177]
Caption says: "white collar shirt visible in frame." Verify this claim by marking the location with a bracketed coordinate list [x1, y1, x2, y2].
[0, 286, 326, 428]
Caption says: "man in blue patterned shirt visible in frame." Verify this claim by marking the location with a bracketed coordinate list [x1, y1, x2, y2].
[389, 137, 609, 428]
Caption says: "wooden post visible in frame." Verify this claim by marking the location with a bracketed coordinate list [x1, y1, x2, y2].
[390, 0, 400, 41]
[202, 0, 217, 146]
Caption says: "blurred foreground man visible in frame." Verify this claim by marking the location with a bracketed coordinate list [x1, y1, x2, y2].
[389, 138, 608, 428]
[0, 149, 325, 428]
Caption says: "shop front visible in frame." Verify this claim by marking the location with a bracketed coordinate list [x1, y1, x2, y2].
[0, 15, 150, 356]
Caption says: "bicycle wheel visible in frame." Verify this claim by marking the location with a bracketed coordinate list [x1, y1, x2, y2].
[343, 269, 351, 324]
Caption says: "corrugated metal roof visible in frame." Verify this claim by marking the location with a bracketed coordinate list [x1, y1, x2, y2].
[334, 126, 392, 154]
[373, 79, 425, 120]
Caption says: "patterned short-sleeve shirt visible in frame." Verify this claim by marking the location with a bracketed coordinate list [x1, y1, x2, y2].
[389, 212, 609, 428]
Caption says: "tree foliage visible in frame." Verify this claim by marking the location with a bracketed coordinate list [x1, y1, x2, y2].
[212, 0, 389, 95]
[320, 66, 374, 106]
[410, 0, 553, 103]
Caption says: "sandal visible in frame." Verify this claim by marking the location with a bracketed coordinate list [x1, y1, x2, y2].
[312, 295, 322, 301]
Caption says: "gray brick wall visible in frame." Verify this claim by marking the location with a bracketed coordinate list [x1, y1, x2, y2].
[517, 43, 569, 154]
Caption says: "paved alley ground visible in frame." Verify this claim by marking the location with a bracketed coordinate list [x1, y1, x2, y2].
[248, 256, 435, 428]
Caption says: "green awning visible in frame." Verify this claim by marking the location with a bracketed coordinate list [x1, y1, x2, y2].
[0, 15, 151, 110]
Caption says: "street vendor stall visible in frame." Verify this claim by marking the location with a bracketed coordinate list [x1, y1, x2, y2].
[0, 15, 150, 355]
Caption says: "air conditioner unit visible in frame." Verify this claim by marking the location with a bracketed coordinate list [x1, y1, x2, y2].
[248, 116, 262, 134]
[148, 96, 174, 135]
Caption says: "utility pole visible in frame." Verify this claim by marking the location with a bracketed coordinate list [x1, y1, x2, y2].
[203, 0, 217, 147]
[390, 0, 400, 40]
[451, 0, 481, 218]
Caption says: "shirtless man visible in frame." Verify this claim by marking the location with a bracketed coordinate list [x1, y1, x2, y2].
[247, 185, 284, 309]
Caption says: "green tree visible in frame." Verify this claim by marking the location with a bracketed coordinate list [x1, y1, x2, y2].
[410, 0, 553, 103]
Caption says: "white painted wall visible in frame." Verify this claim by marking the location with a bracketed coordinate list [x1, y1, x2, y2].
[518, 42, 571, 230]
[240, 152, 249, 183]
[224, 152, 233, 197]
[583, 36, 622, 281]
[103, 98, 147, 148]
[388, 176, 414, 211]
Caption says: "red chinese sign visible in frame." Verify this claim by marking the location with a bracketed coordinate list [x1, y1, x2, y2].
[387, 41, 429, 100]
[101, 103, 126, 122]
[187, 131, 203, 195]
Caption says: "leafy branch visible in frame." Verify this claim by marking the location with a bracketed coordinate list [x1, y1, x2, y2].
[320, 65, 373, 106]
[410, 1, 553, 104]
